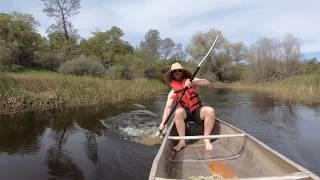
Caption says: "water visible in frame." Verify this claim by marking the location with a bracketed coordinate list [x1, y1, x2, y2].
[0, 88, 319, 179]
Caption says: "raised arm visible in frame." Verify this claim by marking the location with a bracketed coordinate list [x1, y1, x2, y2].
[184, 77, 210, 88]
[159, 90, 174, 130]
[193, 77, 210, 87]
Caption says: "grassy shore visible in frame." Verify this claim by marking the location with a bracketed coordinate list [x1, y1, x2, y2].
[213, 74, 320, 105]
[0, 71, 166, 114]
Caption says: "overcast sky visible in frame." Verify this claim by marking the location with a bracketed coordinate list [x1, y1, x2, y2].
[1, 0, 319, 59]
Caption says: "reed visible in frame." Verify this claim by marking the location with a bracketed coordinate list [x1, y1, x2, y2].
[213, 74, 320, 105]
[0, 71, 166, 114]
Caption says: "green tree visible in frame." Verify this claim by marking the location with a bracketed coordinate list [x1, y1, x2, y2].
[139, 29, 161, 62]
[0, 13, 43, 67]
[79, 26, 133, 68]
[160, 38, 175, 60]
[42, 0, 81, 52]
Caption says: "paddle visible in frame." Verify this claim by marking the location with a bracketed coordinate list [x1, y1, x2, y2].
[157, 34, 220, 138]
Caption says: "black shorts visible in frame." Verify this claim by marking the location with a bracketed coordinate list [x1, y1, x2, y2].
[185, 107, 202, 125]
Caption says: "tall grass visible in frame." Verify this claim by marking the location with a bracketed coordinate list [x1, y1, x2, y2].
[213, 74, 320, 105]
[1, 71, 166, 114]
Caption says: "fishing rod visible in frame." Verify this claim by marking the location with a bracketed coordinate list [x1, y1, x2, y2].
[158, 34, 220, 137]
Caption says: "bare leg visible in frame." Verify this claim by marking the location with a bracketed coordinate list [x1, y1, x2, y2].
[173, 108, 187, 151]
[200, 106, 215, 150]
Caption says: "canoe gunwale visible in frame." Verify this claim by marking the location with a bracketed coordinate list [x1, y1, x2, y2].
[149, 119, 175, 180]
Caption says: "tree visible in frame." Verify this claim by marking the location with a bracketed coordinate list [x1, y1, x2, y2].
[79, 26, 133, 68]
[171, 43, 186, 61]
[0, 38, 17, 65]
[48, 31, 77, 51]
[282, 34, 301, 62]
[187, 29, 230, 81]
[160, 38, 175, 60]
[0, 13, 43, 67]
[109, 26, 124, 41]
[186, 29, 225, 63]
[42, 0, 81, 51]
[139, 29, 161, 62]
[248, 34, 302, 80]
[281, 34, 301, 75]
[227, 42, 248, 62]
[248, 37, 279, 80]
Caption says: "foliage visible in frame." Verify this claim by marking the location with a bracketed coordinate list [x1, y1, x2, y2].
[41, 0, 81, 49]
[0, 37, 17, 65]
[47, 31, 77, 51]
[0, 12, 44, 67]
[301, 57, 320, 74]
[34, 51, 65, 70]
[59, 56, 105, 76]
[139, 29, 161, 62]
[79, 26, 134, 68]
[186, 29, 238, 82]
[160, 38, 175, 60]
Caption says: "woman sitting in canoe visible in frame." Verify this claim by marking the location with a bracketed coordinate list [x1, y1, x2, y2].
[159, 62, 216, 151]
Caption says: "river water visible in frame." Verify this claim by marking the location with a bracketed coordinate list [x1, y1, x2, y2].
[0, 88, 319, 179]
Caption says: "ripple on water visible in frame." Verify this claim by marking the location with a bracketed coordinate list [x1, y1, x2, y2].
[100, 109, 162, 145]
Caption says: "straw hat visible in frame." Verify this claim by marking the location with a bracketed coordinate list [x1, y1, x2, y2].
[163, 62, 192, 84]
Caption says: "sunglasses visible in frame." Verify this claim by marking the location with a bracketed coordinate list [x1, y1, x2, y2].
[172, 69, 182, 73]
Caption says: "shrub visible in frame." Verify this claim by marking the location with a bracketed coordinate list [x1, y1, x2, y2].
[105, 65, 134, 80]
[0, 38, 17, 66]
[34, 51, 65, 70]
[59, 56, 106, 76]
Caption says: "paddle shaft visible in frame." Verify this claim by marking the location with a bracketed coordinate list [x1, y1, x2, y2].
[159, 34, 220, 134]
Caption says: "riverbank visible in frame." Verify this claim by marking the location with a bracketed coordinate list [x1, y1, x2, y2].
[0, 71, 166, 114]
[213, 74, 320, 105]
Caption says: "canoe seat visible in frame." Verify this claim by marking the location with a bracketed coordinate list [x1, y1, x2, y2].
[168, 134, 245, 140]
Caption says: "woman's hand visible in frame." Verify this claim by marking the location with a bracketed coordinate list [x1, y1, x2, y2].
[159, 123, 165, 131]
[184, 79, 192, 88]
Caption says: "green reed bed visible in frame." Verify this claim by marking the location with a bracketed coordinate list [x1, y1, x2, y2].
[0, 71, 166, 114]
[213, 74, 320, 105]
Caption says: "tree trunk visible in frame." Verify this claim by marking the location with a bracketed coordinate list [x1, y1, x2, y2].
[56, 0, 71, 53]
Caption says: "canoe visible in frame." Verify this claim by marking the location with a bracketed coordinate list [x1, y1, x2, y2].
[149, 118, 319, 180]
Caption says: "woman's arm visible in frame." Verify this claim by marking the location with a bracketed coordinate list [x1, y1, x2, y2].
[185, 77, 210, 88]
[159, 90, 174, 130]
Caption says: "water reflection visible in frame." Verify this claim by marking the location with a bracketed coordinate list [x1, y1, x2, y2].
[46, 146, 85, 180]
[84, 131, 98, 165]
[0, 112, 48, 154]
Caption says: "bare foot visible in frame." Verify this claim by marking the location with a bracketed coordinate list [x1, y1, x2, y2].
[173, 141, 186, 152]
[204, 140, 213, 151]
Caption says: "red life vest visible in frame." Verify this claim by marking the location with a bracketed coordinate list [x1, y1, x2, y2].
[170, 79, 202, 112]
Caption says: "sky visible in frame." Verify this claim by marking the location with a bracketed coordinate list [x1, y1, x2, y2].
[1, 0, 319, 59]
